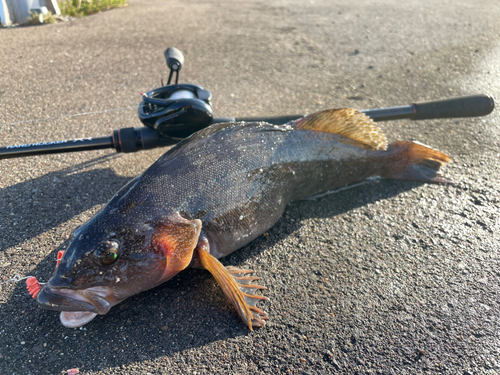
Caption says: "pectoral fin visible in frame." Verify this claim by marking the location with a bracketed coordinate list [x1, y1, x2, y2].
[196, 248, 269, 330]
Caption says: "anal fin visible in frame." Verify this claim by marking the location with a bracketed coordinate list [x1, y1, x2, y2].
[196, 249, 269, 330]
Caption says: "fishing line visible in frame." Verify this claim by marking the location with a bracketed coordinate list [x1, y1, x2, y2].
[2, 274, 45, 285]
[2, 274, 46, 299]
[304, 177, 381, 201]
[3, 274, 33, 283]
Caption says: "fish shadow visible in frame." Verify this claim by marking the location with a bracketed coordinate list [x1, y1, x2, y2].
[0, 155, 131, 252]
[1, 162, 423, 373]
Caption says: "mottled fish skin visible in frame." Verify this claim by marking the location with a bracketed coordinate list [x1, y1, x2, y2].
[35, 110, 450, 328]
[126, 121, 388, 259]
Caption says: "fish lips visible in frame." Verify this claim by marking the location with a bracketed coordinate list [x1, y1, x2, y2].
[36, 285, 110, 315]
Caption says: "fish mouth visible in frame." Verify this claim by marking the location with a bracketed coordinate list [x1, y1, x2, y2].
[37, 285, 115, 328]
[59, 311, 99, 328]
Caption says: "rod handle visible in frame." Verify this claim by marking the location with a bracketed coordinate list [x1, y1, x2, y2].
[413, 94, 494, 120]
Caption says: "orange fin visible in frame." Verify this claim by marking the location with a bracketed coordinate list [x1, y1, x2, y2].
[295, 108, 387, 150]
[384, 141, 451, 183]
[154, 217, 202, 282]
[196, 249, 268, 330]
[226, 266, 269, 327]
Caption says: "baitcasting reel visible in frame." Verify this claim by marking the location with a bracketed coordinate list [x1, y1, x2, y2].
[138, 48, 214, 139]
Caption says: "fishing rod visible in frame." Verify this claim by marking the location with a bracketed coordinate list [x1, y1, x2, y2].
[0, 47, 494, 160]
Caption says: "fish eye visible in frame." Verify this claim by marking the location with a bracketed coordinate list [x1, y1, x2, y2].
[94, 240, 120, 266]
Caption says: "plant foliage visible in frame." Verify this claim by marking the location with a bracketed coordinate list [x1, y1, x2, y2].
[59, 0, 128, 17]
[25, 11, 57, 25]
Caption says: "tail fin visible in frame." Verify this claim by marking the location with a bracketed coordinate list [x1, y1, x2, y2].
[382, 141, 451, 183]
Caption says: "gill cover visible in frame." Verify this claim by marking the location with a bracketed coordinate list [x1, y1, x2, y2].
[153, 216, 202, 282]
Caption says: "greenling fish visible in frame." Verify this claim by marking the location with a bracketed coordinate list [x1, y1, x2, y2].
[34, 108, 450, 329]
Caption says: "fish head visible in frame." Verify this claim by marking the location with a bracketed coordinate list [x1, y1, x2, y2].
[36, 209, 202, 328]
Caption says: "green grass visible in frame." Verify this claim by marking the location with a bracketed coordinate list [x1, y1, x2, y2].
[59, 0, 128, 17]
[25, 11, 57, 25]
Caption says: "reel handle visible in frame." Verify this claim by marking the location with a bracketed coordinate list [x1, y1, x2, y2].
[164, 47, 184, 85]
[164, 47, 184, 71]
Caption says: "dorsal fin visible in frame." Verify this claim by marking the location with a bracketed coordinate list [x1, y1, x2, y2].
[295, 108, 387, 150]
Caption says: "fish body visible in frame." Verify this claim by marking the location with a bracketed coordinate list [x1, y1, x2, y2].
[35, 109, 450, 328]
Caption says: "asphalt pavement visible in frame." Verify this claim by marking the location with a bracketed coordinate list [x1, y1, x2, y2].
[1, 0, 499, 374]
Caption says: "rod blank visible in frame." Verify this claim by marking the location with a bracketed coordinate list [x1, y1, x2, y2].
[0, 94, 494, 160]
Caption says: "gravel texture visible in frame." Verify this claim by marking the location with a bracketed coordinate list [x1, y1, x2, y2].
[1, 0, 499, 374]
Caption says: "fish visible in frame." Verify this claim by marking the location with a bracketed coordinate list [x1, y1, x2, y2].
[34, 108, 450, 329]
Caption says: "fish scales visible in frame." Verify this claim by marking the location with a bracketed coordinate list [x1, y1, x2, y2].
[124, 122, 381, 257]
[33, 109, 450, 329]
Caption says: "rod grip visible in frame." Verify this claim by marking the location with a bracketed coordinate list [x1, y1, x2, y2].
[413, 94, 494, 120]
